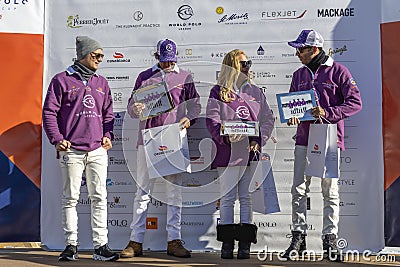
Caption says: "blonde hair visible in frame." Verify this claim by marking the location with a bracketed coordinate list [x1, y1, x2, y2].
[217, 49, 249, 102]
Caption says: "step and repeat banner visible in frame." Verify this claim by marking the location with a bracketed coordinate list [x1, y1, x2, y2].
[0, 0, 43, 241]
[42, 0, 384, 252]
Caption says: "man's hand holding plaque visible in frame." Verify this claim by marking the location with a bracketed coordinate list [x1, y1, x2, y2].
[132, 81, 175, 121]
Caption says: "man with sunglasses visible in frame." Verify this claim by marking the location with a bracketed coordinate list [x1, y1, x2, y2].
[43, 36, 119, 261]
[281, 30, 362, 261]
[121, 39, 200, 259]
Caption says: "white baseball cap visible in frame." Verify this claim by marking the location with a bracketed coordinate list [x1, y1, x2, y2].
[288, 30, 324, 48]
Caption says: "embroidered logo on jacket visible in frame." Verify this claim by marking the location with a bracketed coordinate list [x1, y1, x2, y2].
[236, 105, 250, 119]
[82, 95, 95, 108]
[322, 80, 335, 90]
[96, 87, 105, 94]
[175, 83, 184, 90]
[350, 78, 357, 88]
[67, 85, 80, 95]
[299, 81, 307, 89]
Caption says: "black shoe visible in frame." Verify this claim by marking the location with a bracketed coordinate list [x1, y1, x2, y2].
[323, 234, 343, 262]
[280, 231, 306, 260]
[59, 244, 78, 261]
[221, 241, 234, 259]
[237, 242, 251, 259]
[93, 243, 120, 261]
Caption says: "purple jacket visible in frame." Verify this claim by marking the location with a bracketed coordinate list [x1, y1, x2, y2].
[206, 83, 274, 169]
[127, 64, 201, 146]
[43, 66, 114, 152]
[290, 57, 362, 150]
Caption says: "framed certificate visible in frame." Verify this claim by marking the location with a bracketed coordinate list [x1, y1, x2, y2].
[276, 90, 317, 123]
[220, 121, 259, 136]
[132, 81, 175, 121]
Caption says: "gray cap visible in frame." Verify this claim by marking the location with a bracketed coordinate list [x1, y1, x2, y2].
[76, 36, 102, 60]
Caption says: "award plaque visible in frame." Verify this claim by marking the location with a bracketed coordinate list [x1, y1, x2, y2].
[132, 81, 175, 121]
[276, 90, 317, 123]
[220, 121, 259, 136]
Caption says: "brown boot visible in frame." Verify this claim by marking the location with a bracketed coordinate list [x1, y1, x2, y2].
[120, 241, 143, 258]
[167, 239, 191, 258]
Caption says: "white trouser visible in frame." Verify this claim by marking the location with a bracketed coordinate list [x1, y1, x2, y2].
[129, 145, 182, 243]
[291, 145, 340, 236]
[58, 146, 109, 248]
[217, 166, 253, 225]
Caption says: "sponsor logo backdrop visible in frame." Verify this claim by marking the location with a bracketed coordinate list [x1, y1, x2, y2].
[42, 0, 384, 252]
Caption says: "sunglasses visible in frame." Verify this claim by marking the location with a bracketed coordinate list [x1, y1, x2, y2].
[90, 52, 105, 60]
[296, 46, 312, 54]
[240, 60, 252, 68]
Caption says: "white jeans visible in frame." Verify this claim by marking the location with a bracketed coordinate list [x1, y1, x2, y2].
[58, 146, 109, 248]
[129, 145, 182, 243]
[291, 145, 340, 236]
[217, 166, 253, 225]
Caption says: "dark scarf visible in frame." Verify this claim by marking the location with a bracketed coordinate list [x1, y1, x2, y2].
[306, 49, 329, 73]
[72, 61, 95, 81]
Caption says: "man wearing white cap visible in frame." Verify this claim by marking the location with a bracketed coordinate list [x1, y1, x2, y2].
[281, 30, 362, 261]
[121, 39, 201, 258]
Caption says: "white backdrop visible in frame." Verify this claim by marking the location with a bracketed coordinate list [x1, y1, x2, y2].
[42, 0, 384, 253]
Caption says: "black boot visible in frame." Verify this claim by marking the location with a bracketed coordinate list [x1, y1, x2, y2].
[216, 224, 236, 259]
[237, 241, 251, 259]
[281, 231, 306, 260]
[221, 241, 234, 259]
[236, 223, 257, 259]
[323, 234, 343, 262]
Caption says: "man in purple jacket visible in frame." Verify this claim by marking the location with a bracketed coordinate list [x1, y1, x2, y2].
[121, 39, 201, 258]
[281, 30, 362, 261]
[43, 36, 119, 262]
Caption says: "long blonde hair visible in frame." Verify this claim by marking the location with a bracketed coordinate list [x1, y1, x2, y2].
[217, 49, 249, 102]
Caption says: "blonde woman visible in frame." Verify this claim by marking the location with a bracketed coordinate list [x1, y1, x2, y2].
[206, 49, 274, 259]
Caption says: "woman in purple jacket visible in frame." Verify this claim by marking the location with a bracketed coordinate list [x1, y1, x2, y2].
[206, 49, 274, 259]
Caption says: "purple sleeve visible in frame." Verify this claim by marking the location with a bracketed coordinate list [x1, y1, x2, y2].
[42, 77, 64, 145]
[184, 75, 201, 121]
[289, 71, 298, 93]
[126, 74, 144, 119]
[102, 81, 114, 140]
[324, 67, 362, 123]
[258, 91, 274, 146]
[126, 94, 138, 119]
[206, 87, 230, 145]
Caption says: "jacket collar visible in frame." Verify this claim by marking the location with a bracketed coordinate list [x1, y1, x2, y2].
[66, 66, 99, 77]
[151, 63, 180, 73]
[322, 56, 334, 67]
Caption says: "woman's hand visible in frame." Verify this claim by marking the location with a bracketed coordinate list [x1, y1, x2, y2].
[229, 134, 244, 143]
[179, 117, 191, 130]
[249, 140, 259, 152]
